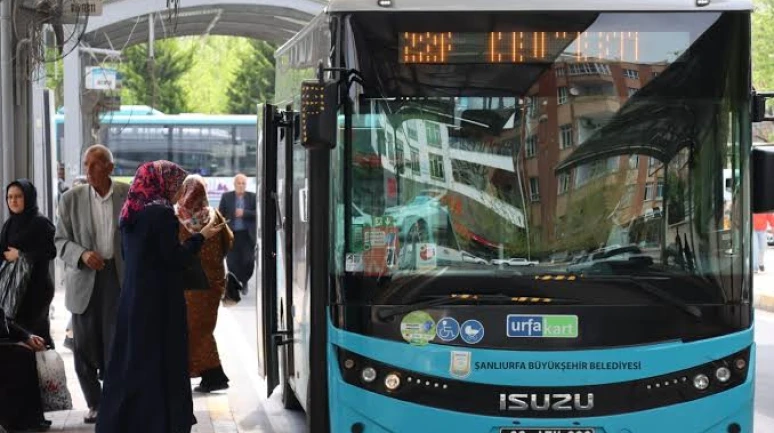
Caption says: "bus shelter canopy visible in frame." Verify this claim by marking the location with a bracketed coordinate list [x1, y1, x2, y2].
[83, 0, 326, 48]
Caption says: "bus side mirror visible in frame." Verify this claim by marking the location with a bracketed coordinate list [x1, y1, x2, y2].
[300, 79, 337, 149]
[752, 145, 774, 212]
[752, 91, 774, 122]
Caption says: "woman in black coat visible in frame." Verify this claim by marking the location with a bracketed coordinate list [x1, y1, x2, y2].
[95, 161, 224, 433]
[0, 179, 57, 347]
[0, 307, 50, 431]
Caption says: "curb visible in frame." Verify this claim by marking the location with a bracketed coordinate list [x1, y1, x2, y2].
[755, 293, 774, 312]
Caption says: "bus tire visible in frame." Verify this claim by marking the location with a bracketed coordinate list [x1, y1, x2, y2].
[280, 344, 302, 410]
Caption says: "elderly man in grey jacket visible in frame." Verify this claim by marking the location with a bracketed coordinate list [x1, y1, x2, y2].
[54, 145, 129, 424]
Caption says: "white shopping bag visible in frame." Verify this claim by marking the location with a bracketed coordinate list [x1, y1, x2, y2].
[35, 349, 73, 412]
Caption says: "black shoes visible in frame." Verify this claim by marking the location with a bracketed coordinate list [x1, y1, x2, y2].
[84, 409, 98, 424]
[194, 366, 230, 393]
[193, 382, 229, 393]
[9, 419, 51, 432]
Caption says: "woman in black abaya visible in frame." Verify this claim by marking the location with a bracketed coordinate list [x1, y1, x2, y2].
[0, 179, 57, 347]
[96, 161, 224, 433]
[0, 307, 50, 432]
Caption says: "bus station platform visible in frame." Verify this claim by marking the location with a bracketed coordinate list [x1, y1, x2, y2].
[42, 279, 305, 433]
[754, 251, 774, 313]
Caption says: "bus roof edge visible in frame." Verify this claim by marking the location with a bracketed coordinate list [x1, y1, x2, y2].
[327, 0, 753, 12]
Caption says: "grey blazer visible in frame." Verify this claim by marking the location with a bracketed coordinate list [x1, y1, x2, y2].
[54, 181, 130, 315]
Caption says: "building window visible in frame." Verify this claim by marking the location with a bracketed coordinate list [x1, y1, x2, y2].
[649, 156, 658, 168]
[567, 63, 611, 76]
[526, 96, 539, 118]
[623, 69, 639, 80]
[629, 155, 639, 169]
[410, 147, 420, 174]
[555, 67, 566, 77]
[656, 178, 664, 199]
[429, 153, 445, 180]
[558, 86, 568, 105]
[627, 87, 638, 97]
[529, 177, 540, 202]
[607, 157, 620, 172]
[525, 135, 537, 158]
[652, 71, 660, 78]
[558, 173, 571, 194]
[644, 182, 655, 201]
[559, 124, 573, 149]
[407, 122, 418, 140]
[425, 122, 442, 148]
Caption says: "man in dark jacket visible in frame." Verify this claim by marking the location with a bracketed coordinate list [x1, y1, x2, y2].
[218, 174, 256, 292]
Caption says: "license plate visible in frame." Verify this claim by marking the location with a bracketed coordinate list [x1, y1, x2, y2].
[500, 429, 596, 433]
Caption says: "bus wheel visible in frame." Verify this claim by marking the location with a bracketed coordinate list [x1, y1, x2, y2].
[280, 344, 301, 410]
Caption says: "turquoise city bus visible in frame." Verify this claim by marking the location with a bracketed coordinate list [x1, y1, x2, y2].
[255, 1, 774, 432]
[54, 106, 258, 205]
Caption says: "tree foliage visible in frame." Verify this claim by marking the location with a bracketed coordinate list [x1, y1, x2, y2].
[753, 0, 774, 90]
[179, 36, 255, 114]
[225, 40, 276, 114]
[119, 39, 194, 114]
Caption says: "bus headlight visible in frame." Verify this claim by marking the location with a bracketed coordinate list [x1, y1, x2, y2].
[715, 366, 731, 383]
[384, 373, 401, 391]
[361, 367, 377, 383]
[734, 358, 746, 370]
[693, 373, 710, 390]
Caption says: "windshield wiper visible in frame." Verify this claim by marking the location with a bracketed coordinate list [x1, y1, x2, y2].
[376, 293, 579, 321]
[585, 276, 702, 320]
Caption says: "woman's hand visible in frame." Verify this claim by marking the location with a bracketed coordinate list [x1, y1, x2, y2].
[24, 335, 47, 352]
[3, 247, 19, 262]
[199, 219, 226, 240]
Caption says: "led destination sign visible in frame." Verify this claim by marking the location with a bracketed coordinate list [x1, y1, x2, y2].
[399, 31, 642, 64]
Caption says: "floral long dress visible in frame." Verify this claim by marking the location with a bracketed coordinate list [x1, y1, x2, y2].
[179, 209, 233, 377]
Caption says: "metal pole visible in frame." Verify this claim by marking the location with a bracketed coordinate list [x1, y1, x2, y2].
[63, 38, 84, 183]
[148, 13, 156, 109]
[80, 47, 122, 57]
[0, 0, 15, 222]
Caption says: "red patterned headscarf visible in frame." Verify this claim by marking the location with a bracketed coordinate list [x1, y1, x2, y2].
[176, 175, 212, 232]
[119, 160, 188, 227]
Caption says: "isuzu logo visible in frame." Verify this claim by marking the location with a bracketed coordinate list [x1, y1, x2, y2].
[499, 393, 595, 411]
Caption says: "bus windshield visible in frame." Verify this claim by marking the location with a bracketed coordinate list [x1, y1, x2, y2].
[333, 10, 750, 318]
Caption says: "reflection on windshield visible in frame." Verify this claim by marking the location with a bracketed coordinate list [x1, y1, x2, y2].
[337, 12, 747, 306]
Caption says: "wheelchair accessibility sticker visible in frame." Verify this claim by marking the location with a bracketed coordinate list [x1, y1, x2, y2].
[436, 317, 460, 342]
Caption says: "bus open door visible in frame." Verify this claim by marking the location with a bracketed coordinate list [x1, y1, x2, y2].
[256, 103, 280, 397]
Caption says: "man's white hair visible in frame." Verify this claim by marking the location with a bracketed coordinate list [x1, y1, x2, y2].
[84, 144, 114, 164]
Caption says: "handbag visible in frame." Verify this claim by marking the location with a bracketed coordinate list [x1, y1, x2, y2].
[182, 255, 209, 291]
[0, 308, 9, 339]
[35, 349, 73, 412]
[0, 255, 32, 319]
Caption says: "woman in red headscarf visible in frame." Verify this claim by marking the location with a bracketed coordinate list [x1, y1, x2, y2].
[176, 175, 233, 393]
[96, 161, 225, 433]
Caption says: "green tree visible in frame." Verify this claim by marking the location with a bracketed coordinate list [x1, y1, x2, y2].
[753, 0, 774, 90]
[179, 36, 254, 114]
[119, 39, 194, 113]
[45, 54, 64, 110]
[225, 40, 276, 114]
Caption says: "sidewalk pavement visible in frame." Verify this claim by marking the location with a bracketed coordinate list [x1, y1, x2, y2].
[755, 271, 774, 312]
[42, 277, 292, 433]
[754, 248, 774, 312]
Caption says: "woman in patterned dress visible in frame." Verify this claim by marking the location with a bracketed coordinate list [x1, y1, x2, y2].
[176, 175, 234, 392]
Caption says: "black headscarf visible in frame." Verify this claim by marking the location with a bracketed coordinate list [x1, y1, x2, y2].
[0, 179, 43, 254]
